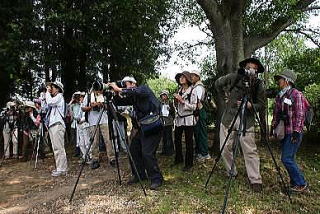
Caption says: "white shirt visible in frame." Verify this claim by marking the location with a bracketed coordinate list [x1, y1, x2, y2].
[45, 92, 65, 128]
[193, 84, 205, 101]
[161, 104, 170, 117]
[82, 93, 108, 127]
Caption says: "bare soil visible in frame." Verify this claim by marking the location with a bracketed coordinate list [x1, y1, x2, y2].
[0, 154, 143, 214]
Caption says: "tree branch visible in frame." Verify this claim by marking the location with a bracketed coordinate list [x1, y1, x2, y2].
[303, 6, 320, 11]
[285, 29, 320, 48]
[245, 0, 317, 55]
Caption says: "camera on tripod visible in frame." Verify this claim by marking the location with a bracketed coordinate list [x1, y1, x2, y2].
[92, 80, 124, 100]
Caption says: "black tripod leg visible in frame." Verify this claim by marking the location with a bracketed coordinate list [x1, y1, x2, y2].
[70, 107, 106, 203]
[108, 101, 147, 196]
[251, 101, 292, 203]
[205, 103, 242, 189]
[110, 121, 122, 185]
[221, 131, 241, 214]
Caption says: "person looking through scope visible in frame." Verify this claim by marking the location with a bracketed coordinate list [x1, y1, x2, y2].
[215, 58, 266, 193]
[81, 81, 116, 170]
[108, 76, 164, 190]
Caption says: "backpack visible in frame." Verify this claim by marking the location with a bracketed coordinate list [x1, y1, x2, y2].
[287, 88, 314, 129]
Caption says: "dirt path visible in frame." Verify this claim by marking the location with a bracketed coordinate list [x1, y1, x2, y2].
[0, 155, 140, 214]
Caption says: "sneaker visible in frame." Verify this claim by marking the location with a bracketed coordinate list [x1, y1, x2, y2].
[197, 154, 211, 161]
[290, 184, 308, 193]
[51, 170, 67, 177]
[251, 183, 263, 193]
[90, 160, 100, 169]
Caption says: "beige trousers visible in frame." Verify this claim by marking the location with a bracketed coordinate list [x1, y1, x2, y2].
[2, 128, 18, 157]
[90, 124, 115, 161]
[220, 118, 262, 184]
[49, 123, 68, 171]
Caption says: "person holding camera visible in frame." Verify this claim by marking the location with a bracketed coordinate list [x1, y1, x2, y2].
[81, 86, 115, 169]
[215, 58, 266, 192]
[108, 76, 164, 190]
[45, 81, 68, 177]
[20, 101, 42, 161]
[2, 101, 19, 159]
[159, 90, 175, 156]
[173, 71, 198, 171]
[272, 69, 308, 193]
[69, 91, 82, 157]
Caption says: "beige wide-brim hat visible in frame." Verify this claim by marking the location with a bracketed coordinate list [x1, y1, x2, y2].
[24, 101, 36, 109]
[190, 70, 201, 78]
[274, 69, 297, 84]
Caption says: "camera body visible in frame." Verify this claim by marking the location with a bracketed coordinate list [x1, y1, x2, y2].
[92, 80, 124, 100]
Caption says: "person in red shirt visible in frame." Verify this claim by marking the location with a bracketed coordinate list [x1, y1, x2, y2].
[272, 69, 308, 193]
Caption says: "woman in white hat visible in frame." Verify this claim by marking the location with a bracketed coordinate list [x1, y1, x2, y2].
[45, 81, 68, 176]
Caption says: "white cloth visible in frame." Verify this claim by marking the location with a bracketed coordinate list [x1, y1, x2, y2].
[45, 92, 66, 128]
[161, 104, 170, 117]
[70, 103, 81, 128]
[193, 83, 206, 101]
[82, 93, 108, 127]
[2, 128, 18, 157]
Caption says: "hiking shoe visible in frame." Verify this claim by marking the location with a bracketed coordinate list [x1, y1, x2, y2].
[251, 183, 263, 193]
[109, 159, 116, 167]
[51, 170, 67, 177]
[197, 154, 211, 161]
[150, 181, 162, 190]
[90, 160, 100, 169]
[290, 184, 308, 193]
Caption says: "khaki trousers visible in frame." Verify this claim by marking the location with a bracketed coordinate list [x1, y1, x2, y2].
[220, 118, 262, 184]
[90, 124, 115, 161]
[49, 123, 68, 171]
[3, 128, 18, 157]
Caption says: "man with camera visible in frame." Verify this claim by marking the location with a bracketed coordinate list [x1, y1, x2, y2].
[45, 81, 68, 176]
[215, 58, 266, 192]
[108, 76, 164, 190]
[81, 84, 115, 169]
[2, 101, 19, 159]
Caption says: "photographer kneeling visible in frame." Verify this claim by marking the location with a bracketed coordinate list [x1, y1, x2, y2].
[108, 76, 164, 190]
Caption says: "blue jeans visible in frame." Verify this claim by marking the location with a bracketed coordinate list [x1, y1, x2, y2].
[281, 133, 306, 186]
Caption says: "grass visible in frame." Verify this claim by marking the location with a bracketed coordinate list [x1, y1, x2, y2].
[136, 137, 320, 214]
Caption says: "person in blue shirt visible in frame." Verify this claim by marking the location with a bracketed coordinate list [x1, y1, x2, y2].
[108, 76, 163, 190]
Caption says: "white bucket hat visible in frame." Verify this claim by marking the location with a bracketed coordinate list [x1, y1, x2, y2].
[6, 101, 16, 109]
[122, 76, 137, 84]
[160, 90, 169, 96]
[51, 81, 64, 93]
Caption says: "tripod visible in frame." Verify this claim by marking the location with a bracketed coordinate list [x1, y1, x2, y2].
[69, 97, 146, 203]
[30, 118, 48, 169]
[205, 89, 291, 214]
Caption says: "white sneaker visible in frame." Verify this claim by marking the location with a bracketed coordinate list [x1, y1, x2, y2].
[51, 170, 67, 177]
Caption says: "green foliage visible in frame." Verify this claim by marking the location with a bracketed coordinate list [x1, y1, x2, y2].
[304, 83, 320, 129]
[147, 77, 178, 98]
[0, 0, 177, 102]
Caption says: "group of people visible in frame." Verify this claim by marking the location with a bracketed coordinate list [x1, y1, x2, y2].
[0, 57, 309, 193]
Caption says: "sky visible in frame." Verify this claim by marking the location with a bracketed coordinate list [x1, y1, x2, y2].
[159, 14, 320, 80]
